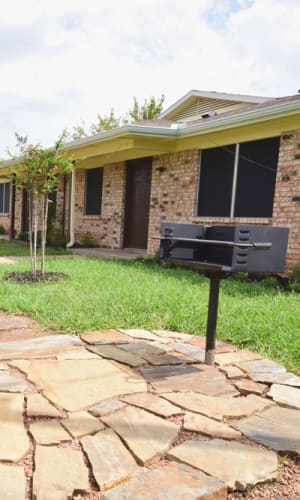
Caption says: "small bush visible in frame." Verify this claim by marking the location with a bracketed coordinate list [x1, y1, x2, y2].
[0, 225, 5, 235]
[47, 228, 66, 248]
[79, 233, 97, 248]
[290, 263, 300, 293]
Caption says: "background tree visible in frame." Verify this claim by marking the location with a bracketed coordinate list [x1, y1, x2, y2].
[10, 134, 73, 276]
[63, 94, 165, 141]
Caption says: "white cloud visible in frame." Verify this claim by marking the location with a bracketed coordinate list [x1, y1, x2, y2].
[0, 0, 299, 156]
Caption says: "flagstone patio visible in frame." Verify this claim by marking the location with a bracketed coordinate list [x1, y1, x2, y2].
[0, 313, 299, 499]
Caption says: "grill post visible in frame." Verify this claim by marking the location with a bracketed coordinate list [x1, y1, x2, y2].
[205, 272, 222, 365]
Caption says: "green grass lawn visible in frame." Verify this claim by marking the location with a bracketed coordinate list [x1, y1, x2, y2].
[0, 239, 69, 257]
[0, 257, 299, 374]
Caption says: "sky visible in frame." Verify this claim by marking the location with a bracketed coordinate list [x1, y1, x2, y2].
[1, 0, 300, 156]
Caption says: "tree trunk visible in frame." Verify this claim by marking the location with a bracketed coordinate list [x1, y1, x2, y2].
[32, 194, 38, 276]
[28, 189, 34, 273]
[41, 193, 49, 275]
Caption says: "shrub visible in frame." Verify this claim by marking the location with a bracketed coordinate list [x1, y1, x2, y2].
[290, 263, 300, 293]
[0, 225, 5, 235]
[79, 233, 97, 248]
[47, 228, 66, 248]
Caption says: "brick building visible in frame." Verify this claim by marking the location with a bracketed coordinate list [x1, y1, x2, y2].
[1, 90, 300, 272]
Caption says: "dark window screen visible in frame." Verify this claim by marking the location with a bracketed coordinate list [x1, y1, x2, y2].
[197, 145, 235, 216]
[0, 183, 10, 213]
[85, 168, 103, 215]
[234, 137, 279, 217]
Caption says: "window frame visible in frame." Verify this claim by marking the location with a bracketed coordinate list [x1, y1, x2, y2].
[0, 182, 10, 214]
[84, 167, 103, 216]
[197, 138, 279, 219]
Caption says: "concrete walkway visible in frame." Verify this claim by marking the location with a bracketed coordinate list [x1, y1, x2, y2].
[0, 314, 299, 499]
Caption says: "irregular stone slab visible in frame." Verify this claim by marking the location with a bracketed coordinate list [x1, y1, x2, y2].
[251, 371, 300, 387]
[0, 314, 29, 330]
[184, 412, 242, 440]
[56, 348, 100, 360]
[81, 329, 133, 345]
[169, 439, 278, 490]
[236, 358, 286, 375]
[102, 405, 179, 464]
[220, 365, 244, 378]
[0, 393, 30, 461]
[119, 342, 167, 355]
[187, 336, 237, 353]
[62, 411, 105, 438]
[0, 334, 81, 360]
[268, 384, 300, 409]
[151, 341, 173, 352]
[233, 406, 300, 454]
[168, 342, 205, 362]
[30, 420, 70, 444]
[141, 352, 195, 365]
[0, 371, 27, 392]
[89, 398, 126, 417]
[27, 393, 62, 417]
[121, 393, 182, 417]
[11, 359, 147, 411]
[152, 329, 193, 341]
[162, 393, 274, 421]
[81, 429, 137, 490]
[33, 445, 89, 499]
[0, 362, 7, 370]
[234, 378, 267, 395]
[0, 465, 26, 500]
[141, 364, 239, 396]
[119, 328, 165, 342]
[87, 345, 146, 367]
[215, 350, 262, 367]
[103, 461, 227, 500]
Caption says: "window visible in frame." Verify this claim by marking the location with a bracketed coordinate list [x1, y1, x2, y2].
[85, 167, 103, 215]
[197, 137, 280, 218]
[0, 182, 10, 214]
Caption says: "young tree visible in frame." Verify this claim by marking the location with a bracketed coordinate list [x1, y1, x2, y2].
[11, 134, 73, 276]
[128, 94, 165, 122]
[90, 109, 121, 134]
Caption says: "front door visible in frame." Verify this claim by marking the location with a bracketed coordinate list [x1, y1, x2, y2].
[123, 158, 152, 249]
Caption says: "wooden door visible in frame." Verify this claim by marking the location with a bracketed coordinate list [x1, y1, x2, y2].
[123, 158, 152, 249]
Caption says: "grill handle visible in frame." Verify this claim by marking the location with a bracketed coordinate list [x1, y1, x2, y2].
[153, 236, 272, 250]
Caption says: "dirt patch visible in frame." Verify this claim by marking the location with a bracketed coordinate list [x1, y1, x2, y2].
[4, 271, 68, 284]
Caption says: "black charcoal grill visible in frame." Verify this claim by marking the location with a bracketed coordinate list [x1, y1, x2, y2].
[155, 223, 289, 365]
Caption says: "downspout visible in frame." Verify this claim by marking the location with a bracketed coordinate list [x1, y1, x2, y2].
[67, 167, 76, 248]
[9, 177, 16, 240]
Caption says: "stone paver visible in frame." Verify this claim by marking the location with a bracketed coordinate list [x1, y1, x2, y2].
[119, 341, 167, 355]
[33, 445, 90, 499]
[103, 461, 227, 500]
[0, 371, 28, 392]
[267, 384, 300, 409]
[141, 364, 239, 396]
[168, 341, 205, 362]
[187, 336, 237, 354]
[215, 350, 262, 366]
[0, 314, 30, 330]
[11, 358, 147, 411]
[121, 392, 182, 417]
[0, 465, 26, 500]
[26, 393, 62, 417]
[234, 378, 267, 395]
[236, 358, 286, 375]
[102, 405, 179, 464]
[233, 406, 300, 454]
[56, 348, 100, 360]
[0, 393, 30, 461]
[119, 328, 166, 342]
[162, 392, 274, 420]
[250, 371, 300, 386]
[183, 411, 242, 440]
[81, 429, 138, 490]
[62, 411, 105, 438]
[141, 352, 196, 365]
[87, 344, 146, 367]
[0, 334, 82, 359]
[30, 420, 70, 444]
[220, 365, 245, 378]
[89, 398, 126, 417]
[0, 362, 7, 370]
[152, 329, 193, 341]
[81, 329, 133, 345]
[168, 439, 278, 490]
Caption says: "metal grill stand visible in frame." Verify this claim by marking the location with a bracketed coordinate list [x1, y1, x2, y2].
[205, 271, 227, 365]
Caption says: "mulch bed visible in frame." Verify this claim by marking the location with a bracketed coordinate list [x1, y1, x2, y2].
[4, 271, 68, 284]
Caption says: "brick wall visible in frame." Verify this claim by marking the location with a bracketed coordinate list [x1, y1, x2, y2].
[148, 150, 200, 254]
[272, 130, 300, 271]
[73, 162, 125, 248]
